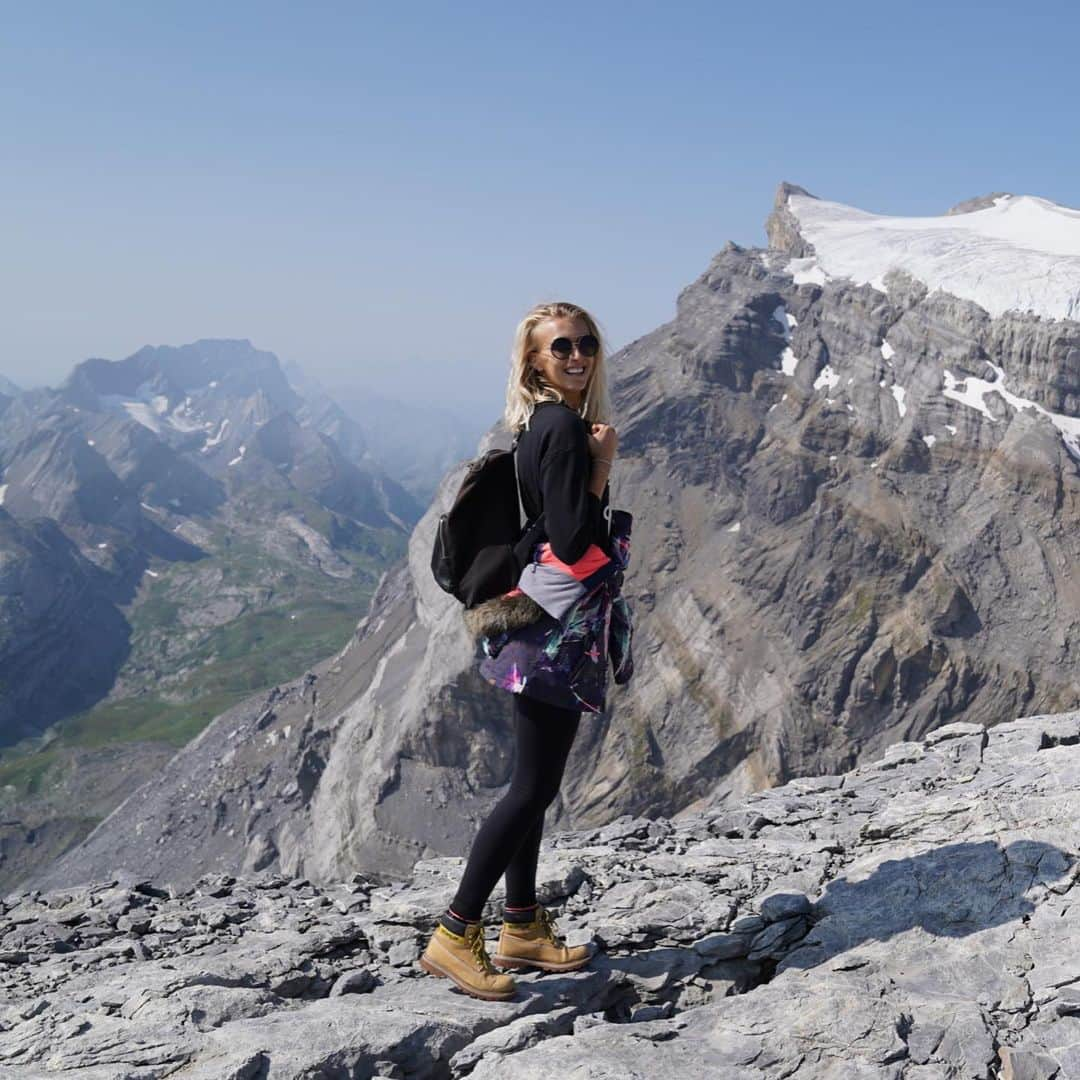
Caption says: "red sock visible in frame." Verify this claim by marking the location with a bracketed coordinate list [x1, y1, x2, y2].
[447, 907, 480, 924]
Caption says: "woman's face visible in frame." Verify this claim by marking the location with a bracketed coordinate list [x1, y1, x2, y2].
[528, 315, 595, 408]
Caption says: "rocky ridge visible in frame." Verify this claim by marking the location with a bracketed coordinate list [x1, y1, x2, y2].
[3, 711, 1080, 1078]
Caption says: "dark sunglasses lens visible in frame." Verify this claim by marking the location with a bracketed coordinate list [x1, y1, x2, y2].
[549, 337, 573, 360]
[578, 334, 599, 357]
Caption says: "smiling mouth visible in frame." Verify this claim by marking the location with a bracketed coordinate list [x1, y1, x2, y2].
[565, 367, 586, 375]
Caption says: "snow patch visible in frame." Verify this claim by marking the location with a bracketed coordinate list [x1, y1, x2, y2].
[228, 445, 246, 467]
[168, 398, 206, 433]
[881, 340, 896, 360]
[923, 435, 937, 448]
[101, 396, 164, 434]
[891, 385, 907, 417]
[145, 569, 159, 578]
[201, 418, 231, 452]
[942, 365, 1080, 459]
[727, 521, 741, 533]
[0, 484, 6, 506]
[786, 256, 828, 286]
[780, 347, 800, 377]
[788, 191, 1080, 321]
[942, 369, 998, 421]
[814, 365, 840, 391]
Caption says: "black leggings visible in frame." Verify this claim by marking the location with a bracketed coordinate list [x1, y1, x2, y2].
[449, 693, 581, 921]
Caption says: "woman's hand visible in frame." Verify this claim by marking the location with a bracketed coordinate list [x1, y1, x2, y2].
[587, 423, 617, 497]
[587, 423, 619, 462]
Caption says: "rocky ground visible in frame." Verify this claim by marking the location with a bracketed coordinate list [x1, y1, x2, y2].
[4, 711, 1080, 1078]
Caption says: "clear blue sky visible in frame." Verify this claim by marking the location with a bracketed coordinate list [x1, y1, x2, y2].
[2, 0, 1077, 416]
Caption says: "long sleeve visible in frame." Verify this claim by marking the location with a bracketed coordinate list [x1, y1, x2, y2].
[539, 443, 608, 564]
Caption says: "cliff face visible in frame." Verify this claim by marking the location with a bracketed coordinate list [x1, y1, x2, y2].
[4, 712, 1080, 1078]
[27, 184, 1080, 894]
[0, 509, 129, 741]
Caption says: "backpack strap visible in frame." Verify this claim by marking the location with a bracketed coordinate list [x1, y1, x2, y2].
[511, 431, 527, 531]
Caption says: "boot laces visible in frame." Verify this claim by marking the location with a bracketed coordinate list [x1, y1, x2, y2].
[536, 905, 566, 946]
[468, 927, 497, 974]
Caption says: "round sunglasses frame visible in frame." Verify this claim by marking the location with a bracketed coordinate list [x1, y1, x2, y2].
[537, 334, 600, 362]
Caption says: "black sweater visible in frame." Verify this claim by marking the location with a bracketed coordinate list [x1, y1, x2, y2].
[515, 401, 611, 564]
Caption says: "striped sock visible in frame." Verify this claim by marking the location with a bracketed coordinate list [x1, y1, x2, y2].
[503, 902, 539, 924]
[440, 907, 481, 936]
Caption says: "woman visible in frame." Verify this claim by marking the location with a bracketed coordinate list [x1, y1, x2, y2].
[418, 300, 634, 1001]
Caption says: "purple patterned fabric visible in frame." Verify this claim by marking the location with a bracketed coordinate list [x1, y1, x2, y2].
[478, 510, 634, 713]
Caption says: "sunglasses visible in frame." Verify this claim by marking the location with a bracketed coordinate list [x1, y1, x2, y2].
[539, 333, 600, 361]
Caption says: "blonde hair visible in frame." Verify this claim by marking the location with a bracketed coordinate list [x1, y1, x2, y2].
[503, 301, 612, 435]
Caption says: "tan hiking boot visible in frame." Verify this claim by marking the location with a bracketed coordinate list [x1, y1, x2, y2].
[492, 904, 593, 973]
[417, 921, 518, 1001]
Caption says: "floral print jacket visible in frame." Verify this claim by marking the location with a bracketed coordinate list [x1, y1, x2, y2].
[478, 509, 634, 714]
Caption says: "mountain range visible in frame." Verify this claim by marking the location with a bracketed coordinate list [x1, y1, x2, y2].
[0, 339, 484, 892]
[23, 181, 1080, 896]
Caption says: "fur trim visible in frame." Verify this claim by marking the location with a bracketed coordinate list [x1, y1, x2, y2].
[463, 593, 546, 639]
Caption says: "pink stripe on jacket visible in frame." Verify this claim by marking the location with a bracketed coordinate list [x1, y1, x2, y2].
[502, 541, 612, 597]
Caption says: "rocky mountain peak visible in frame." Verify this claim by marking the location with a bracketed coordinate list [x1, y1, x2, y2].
[946, 191, 1015, 215]
[61, 339, 303, 453]
[770, 182, 1080, 320]
[765, 180, 818, 257]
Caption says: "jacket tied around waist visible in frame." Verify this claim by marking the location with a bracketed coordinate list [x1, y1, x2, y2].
[475, 508, 634, 714]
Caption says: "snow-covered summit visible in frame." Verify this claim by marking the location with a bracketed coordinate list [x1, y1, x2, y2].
[774, 185, 1080, 322]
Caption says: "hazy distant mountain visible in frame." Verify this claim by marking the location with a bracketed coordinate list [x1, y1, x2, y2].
[0, 339, 425, 740]
[282, 359, 488, 503]
[326, 385, 489, 503]
[0, 374, 20, 398]
[0, 338, 424, 892]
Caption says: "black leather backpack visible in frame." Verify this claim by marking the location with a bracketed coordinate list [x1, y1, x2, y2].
[430, 433, 547, 609]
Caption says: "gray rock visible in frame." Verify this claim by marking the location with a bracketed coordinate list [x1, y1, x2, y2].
[5, 712, 1080, 1076]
